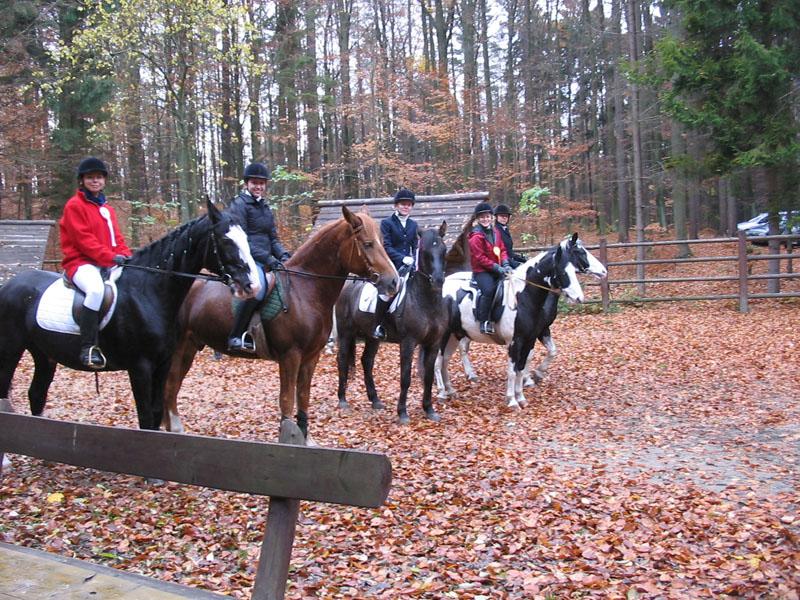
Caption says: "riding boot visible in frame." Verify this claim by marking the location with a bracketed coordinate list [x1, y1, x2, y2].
[78, 308, 106, 369]
[371, 297, 391, 340]
[227, 298, 260, 353]
[477, 295, 495, 335]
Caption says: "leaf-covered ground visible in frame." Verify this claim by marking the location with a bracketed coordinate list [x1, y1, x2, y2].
[1, 300, 798, 599]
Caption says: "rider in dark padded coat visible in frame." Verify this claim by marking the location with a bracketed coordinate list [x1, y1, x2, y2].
[494, 204, 527, 268]
[469, 202, 511, 334]
[226, 162, 291, 352]
[372, 187, 418, 339]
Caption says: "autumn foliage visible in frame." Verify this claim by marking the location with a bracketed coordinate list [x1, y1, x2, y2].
[1, 301, 799, 598]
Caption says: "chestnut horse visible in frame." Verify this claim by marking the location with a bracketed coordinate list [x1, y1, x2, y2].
[161, 207, 399, 438]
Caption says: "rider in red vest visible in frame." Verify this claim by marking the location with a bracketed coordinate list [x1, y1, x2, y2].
[468, 202, 512, 334]
[60, 157, 132, 369]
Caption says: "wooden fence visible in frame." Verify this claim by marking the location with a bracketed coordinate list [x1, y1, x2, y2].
[0, 400, 391, 600]
[520, 231, 799, 313]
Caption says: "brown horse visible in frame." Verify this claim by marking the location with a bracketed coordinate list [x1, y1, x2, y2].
[161, 207, 399, 438]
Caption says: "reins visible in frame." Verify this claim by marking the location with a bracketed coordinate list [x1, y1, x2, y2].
[116, 262, 233, 285]
[509, 273, 562, 295]
[278, 267, 371, 282]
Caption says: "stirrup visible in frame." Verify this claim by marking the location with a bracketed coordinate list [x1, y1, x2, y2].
[372, 325, 386, 340]
[228, 332, 256, 353]
[81, 345, 107, 370]
[480, 321, 495, 335]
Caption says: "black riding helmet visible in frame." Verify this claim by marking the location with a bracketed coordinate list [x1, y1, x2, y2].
[394, 188, 416, 205]
[243, 162, 270, 182]
[76, 157, 108, 179]
[473, 201, 493, 216]
[494, 204, 512, 216]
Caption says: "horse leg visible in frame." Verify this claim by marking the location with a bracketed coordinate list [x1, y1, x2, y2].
[459, 338, 478, 382]
[28, 351, 57, 416]
[127, 363, 157, 430]
[336, 332, 355, 411]
[296, 353, 321, 446]
[0, 344, 24, 407]
[530, 333, 556, 385]
[161, 334, 201, 433]
[361, 340, 384, 410]
[397, 338, 415, 425]
[436, 336, 459, 400]
[420, 345, 440, 423]
[505, 356, 521, 409]
[278, 350, 303, 437]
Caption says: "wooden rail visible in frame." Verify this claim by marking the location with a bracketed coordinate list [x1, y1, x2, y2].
[0, 400, 391, 599]
[519, 231, 799, 313]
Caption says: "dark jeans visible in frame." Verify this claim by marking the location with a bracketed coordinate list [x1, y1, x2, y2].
[474, 270, 500, 321]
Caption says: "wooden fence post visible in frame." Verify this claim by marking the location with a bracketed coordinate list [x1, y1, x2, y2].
[737, 230, 749, 313]
[251, 420, 306, 600]
[599, 237, 610, 312]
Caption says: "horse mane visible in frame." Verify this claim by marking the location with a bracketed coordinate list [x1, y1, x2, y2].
[290, 212, 378, 266]
[131, 214, 208, 269]
[444, 215, 475, 275]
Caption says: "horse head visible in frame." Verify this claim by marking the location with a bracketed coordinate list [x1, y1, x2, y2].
[563, 233, 607, 278]
[341, 206, 399, 296]
[540, 245, 584, 304]
[206, 200, 261, 299]
[416, 222, 447, 292]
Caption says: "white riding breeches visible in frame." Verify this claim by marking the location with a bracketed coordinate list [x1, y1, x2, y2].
[72, 264, 105, 311]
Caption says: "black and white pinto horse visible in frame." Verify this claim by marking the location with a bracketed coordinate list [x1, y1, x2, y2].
[0, 201, 260, 431]
[335, 224, 450, 424]
[436, 234, 605, 408]
[440, 234, 608, 391]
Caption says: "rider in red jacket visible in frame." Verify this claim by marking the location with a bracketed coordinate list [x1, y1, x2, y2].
[60, 157, 131, 369]
[468, 202, 511, 334]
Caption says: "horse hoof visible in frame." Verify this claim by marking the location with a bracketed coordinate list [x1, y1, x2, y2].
[425, 411, 441, 423]
[398, 414, 410, 425]
[371, 401, 385, 410]
[517, 396, 528, 408]
[304, 433, 318, 447]
[337, 400, 351, 412]
[467, 374, 478, 383]
[533, 373, 543, 385]
[2, 455, 10, 469]
[145, 477, 165, 486]
[506, 399, 520, 410]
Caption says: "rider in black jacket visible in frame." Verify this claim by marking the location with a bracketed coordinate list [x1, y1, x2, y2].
[494, 204, 527, 268]
[226, 162, 291, 352]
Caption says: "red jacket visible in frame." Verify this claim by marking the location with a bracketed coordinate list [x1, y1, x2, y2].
[468, 226, 508, 273]
[60, 189, 131, 279]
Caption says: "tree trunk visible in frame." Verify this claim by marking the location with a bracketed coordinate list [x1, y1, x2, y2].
[304, 0, 322, 172]
[625, 0, 645, 292]
[611, 0, 629, 242]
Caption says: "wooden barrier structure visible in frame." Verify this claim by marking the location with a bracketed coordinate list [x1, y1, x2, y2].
[0, 220, 56, 286]
[313, 192, 488, 244]
[519, 231, 799, 312]
[0, 399, 391, 599]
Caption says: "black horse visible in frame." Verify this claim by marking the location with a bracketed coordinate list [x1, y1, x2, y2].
[0, 201, 260, 430]
[335, 223, 450, 424]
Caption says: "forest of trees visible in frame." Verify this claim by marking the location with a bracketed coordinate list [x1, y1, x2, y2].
[0, 0, 797, 247]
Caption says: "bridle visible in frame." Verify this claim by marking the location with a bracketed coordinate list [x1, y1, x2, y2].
[343, 221, 382, 285]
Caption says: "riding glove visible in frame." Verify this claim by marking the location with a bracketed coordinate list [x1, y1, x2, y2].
[503, 265, 514, 275]
[402, 256, 415, 266]
[265, 256, 284, 271]
[113, 254, 129, 266]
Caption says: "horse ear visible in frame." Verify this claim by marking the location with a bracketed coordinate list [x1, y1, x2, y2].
[207, 199, 222, 222]
[555, 245, 563, 261]
[342, 205, 362, 229]
[570, 232, 578, 245]
[439, 220, 447, 238]
[361, 203, 370, 216]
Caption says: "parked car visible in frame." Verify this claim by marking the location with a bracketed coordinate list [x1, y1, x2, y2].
[737, 211, 800, 245]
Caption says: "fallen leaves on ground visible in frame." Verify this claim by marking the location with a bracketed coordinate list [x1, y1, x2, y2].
[1, 300, 799, 599]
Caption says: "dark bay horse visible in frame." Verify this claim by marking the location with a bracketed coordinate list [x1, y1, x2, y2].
[436, 238, 588, 409]
[335, 223, 450, 424]
[161, 207, 399, 438]
[0, 201, 260, 430]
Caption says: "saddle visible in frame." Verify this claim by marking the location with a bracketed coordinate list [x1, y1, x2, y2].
[62, 273, 116, 324]
[468, 277, 505, 323]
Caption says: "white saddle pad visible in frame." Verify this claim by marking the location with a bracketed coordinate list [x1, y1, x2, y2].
[358, 272, 410, 314]
[36, 273, 121, 335]
[443, 270, 520, 310]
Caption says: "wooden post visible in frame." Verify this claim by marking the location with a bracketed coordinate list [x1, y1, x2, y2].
[737, 230, 749, 313]
[251, 420, 306, 600]
[0, 399, 13, 476]
[599, 237, 610, 312]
